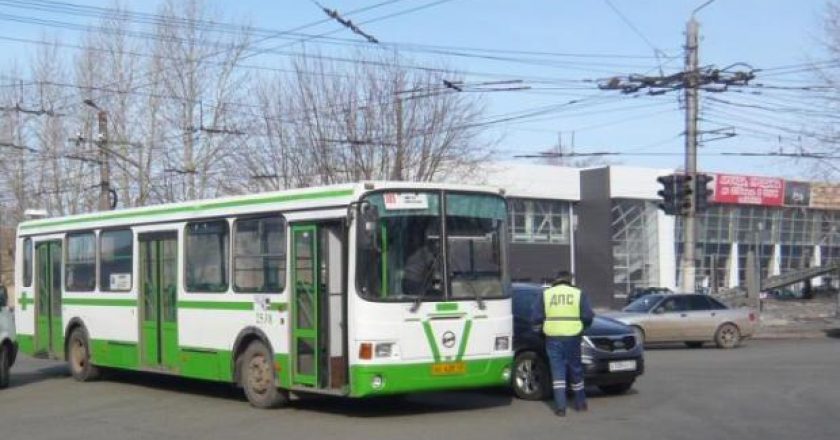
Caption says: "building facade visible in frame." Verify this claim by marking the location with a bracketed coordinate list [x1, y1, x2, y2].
[477, 164, 840, 308]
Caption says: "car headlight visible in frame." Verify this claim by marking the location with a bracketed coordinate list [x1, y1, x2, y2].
[494, 336, 510, 351]
[581, 336, 594, 348]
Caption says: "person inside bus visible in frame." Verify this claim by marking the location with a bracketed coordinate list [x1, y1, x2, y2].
[402, 225, 440, 296]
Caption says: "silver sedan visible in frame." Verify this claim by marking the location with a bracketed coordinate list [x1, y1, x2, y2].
[604, 294, 757, 349]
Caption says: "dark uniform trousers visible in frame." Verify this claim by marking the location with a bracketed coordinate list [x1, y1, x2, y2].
[545, 336, 585, 410]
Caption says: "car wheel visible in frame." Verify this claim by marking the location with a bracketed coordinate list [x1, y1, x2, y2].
[598, 381, 634, 395]
[512, 351, 550, 401]
[0, 345, 9, 389]
[239, 340, 288, 409]
[714, 323, 741, 349]
[685, 341, 704, 349]
[67, 328, 101, 382]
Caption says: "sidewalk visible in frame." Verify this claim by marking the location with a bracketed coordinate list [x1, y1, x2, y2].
[754, 296, 840, 339]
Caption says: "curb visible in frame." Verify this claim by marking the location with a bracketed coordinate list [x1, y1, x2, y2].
[752, 331, 829, 340]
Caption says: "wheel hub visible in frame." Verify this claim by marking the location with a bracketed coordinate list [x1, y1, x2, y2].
[247, 355, 272, 395]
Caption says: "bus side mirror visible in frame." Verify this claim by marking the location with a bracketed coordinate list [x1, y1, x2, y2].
[359, 202, 381, 252]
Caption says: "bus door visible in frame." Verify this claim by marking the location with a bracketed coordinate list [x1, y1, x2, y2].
[290, 221, 346, 390]
[138, 232, 179, 369]
[35, 240, 62, 357]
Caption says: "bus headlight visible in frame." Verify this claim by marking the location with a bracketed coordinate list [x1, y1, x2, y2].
[494, 336, 510, 351]
[375, 342, 397, 358]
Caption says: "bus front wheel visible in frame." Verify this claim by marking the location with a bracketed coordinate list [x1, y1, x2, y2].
[239, 341, 288, 409]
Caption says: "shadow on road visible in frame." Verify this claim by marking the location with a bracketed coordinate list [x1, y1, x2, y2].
[288, 387, 514, 417]
[8, 364, 69, 388]
[90, 369, 515, 416]
[824, 328, 840, 339]
[101, 369, 245, 402]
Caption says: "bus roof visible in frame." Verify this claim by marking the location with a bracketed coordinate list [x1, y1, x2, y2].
[18, 181, 503, 236]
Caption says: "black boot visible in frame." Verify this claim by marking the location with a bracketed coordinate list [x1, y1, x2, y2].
[555, 408, 566, 417]
[573, 401, 589, 412]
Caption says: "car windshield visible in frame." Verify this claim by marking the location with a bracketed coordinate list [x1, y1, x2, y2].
[623, 294, 664, 312]
[356, 191, 508, 302]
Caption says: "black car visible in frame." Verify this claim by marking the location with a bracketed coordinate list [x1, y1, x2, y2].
[511, 283, 644, 400]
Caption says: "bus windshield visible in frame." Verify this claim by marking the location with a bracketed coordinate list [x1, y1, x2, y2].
[356, 191, 508, 302]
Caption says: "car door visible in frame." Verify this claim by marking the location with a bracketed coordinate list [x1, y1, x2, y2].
[647, 296, 689, 342]
[683, 295, 717, 340]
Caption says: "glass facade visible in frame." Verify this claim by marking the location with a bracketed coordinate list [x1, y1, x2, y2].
[676, 205, 840, 290]
[611, 199, 660, 298]
[508, 198, 571, 244]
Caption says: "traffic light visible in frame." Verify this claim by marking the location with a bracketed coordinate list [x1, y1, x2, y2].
[657, 174, 678, 215]
[694, 173, 714, 212]
[677, 174, 693, 214]
[657, 174, 693, 216]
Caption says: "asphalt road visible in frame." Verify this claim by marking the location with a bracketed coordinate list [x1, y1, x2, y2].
[1, 339, 838, 440]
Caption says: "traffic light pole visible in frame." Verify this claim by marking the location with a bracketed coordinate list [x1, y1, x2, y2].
[680, 17, 700, 294]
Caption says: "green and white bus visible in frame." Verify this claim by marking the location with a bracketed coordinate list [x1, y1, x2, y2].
[14, 182, 512, 407]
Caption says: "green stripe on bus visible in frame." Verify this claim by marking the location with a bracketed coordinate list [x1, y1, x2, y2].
[456, 320, 473, 361]
[435, 302, 458, 312]
[177, 301, 254, 310]
[19, 188, 354, 230]
[63, 298, 136, 307]
[421, 321, 442, 363]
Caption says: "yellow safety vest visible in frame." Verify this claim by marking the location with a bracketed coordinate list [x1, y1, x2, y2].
[542, 284, 583, 337]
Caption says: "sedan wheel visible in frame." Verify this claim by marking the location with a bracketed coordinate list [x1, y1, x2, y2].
[512, 351, 550, 401]
[715, 323, 741, 349]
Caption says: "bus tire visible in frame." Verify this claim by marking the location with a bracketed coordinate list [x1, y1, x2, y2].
[0, 344, 10, 388]
[67, 328, 100, 382]
[239, 341, 288, 409]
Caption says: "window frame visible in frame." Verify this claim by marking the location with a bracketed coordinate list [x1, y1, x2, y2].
[184, 218, 231, 294]
[65, 230, 98, 292]
[232, 214, 287, 294]
[99, 228, 134, 292]
[22, 237, 33, 287]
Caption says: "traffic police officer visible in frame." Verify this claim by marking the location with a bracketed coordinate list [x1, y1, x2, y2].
[532, 270, 594, 417]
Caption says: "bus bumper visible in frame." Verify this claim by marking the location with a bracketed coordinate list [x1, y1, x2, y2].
[348, 356, 512, 397]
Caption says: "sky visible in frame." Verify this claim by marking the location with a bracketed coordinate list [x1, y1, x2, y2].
[0, 0, 833, 180]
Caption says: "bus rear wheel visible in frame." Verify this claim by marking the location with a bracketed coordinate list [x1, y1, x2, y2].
[67, 328, 100, 382]
[240, 341, 288, 409]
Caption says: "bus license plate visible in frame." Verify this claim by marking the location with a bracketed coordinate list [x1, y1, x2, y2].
[608, 360, 637, 372]
[431, 362, 466, 376]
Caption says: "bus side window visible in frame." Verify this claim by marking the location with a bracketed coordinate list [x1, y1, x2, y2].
[66, 231, 97, 292]
[233, 216, 286, 294]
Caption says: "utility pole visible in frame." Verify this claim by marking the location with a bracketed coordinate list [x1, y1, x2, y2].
[96, 109, 111, 211]
[681, 17, 700, 293]
[392, 95, 404, 181]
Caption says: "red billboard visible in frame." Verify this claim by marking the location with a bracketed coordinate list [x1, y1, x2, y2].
[713, 173, 784, 206]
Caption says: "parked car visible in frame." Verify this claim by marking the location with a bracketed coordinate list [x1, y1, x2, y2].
[511, 283, 644, 400]
[606, 293, 757, 349]
[0, 286, 17, 389]
[626, 287, 672, 305]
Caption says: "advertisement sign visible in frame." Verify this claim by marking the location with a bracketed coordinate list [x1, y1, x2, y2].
[713, 173, 784, 206]
[784, 181, 811, 207]
[810, 183, 840, 210]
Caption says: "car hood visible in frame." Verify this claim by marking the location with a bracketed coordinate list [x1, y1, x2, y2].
[585, 315, 634, 336]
